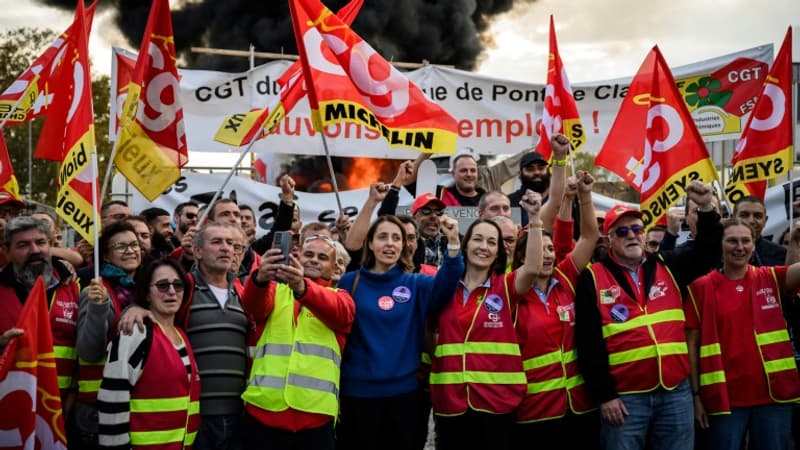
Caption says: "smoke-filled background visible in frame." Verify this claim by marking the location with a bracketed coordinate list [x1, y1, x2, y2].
[35, 0, 534, 72]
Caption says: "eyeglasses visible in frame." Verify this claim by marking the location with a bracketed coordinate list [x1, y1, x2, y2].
[646, 240, 660, 249]
[110, 241, 140, 253]
[418, 207, 444, 216]
[152, 280, 185, 293]
[612, 225, 644, 237]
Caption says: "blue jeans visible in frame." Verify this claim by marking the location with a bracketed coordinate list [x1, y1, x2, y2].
[194, 414, 242, 450]
[601, 380, 694, 450]
[708, 404, 792, 450]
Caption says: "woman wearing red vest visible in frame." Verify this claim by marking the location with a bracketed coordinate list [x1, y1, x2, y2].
[430, 190, 543, 450]
[74, 221, 143, 449]
[97, 258, 201, 450]
[510, 171, 600, 449]
[686, 219, 800, 450]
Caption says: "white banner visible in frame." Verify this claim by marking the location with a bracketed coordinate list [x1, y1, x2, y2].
[111, 45, 773, 159]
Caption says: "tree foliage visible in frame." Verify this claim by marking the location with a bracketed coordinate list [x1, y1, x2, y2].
[0, 27, 112, 204]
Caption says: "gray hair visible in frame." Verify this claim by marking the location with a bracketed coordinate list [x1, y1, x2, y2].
[191, 221, 238, 248]
[5, 216, 51, 245]
[331, 240, 351, 267]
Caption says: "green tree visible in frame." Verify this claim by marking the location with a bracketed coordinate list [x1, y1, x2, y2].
[0, 27, 112, 204]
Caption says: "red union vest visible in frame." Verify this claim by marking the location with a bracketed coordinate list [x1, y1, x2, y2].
[0, 278, 80, 392]
[687, 266, 800, 414]
[514, 268, 595, 423]
[129, 325, 201, 450]
[588, 259, 689, 394]
[439, 187, 462, 207]
[430, 273, 526, 415]
[78, 279, 124, 403]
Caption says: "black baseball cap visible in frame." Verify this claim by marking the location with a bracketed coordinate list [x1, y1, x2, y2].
[520, 152, 547, 169]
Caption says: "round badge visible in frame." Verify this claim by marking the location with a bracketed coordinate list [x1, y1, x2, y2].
[378, 296, 395, 311]
[609, 285, 621, 299]
[392, 286, 412, 303]
[735, 285, 744, 293]
[610, 304, 629, 323]
[484, 294, 504, 313]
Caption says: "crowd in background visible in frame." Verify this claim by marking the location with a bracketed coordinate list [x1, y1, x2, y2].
[2, 133, 800, 450]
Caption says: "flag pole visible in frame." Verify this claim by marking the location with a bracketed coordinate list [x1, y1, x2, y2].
[196, 139, 260, 225]
[319, 133, 344, 215]
[91, 150, 101, 280]
[99, 138, 120, 202]
[790, 69, 797, 229]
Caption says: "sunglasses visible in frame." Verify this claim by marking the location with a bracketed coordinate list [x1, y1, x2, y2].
[185, 213, 198, 220]
[152, 280, 185, 293]
[612, 225, 644, 237]
[419, 207, 444, 216]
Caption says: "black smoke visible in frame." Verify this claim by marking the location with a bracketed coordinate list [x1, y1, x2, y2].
[39, 0, 532, 72]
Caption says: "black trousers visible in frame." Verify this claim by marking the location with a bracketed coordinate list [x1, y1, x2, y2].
[336, 391, 420, 450]
[436, 409, 514, 450]
[512, 410, 601, 450]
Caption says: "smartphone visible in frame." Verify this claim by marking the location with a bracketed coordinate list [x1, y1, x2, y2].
[272, 231, 292, 265]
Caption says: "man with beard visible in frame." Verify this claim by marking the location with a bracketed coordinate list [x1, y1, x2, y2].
[172, 201, 199, 247]
[141, 207, 175, 258]
[509, 136, 569, 227]
[0, 216, 80, 416]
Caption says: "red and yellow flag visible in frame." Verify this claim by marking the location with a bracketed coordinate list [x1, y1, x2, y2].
[595, 46, 718, 227]
[535, 15, 585, 160]
[0, 131, 21, 199]
[725, 27, 793, 203]
[0, 277, 67, 449]
[33, 0, 100, 243]
[214, 0, 364, 147]
[0, 1, 96, 127]
[289, 0, 457, 154]
[114, 0, 188, 201]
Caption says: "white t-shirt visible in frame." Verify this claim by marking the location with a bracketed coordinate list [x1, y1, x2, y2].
[208, 285, 229, 308]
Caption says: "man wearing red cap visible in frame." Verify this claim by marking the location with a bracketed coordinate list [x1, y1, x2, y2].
[574, 180, 722, 450]
[411, 193, 449, 266]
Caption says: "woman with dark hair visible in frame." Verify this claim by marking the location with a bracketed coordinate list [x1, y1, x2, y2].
[510, 171, 601, 449]
[336, 183, 464, 450]
[97, 258, 201, 450]
[430, 190, 543, 450]
[686, 219, 800, 450]
[73, 221, 144, 448]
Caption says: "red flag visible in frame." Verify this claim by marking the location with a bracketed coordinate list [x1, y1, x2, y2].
[289, 0, 457, 155]
[0, 2, 96, 127]
[35, 0, 100, 243]
[0, 131, 21, 199]
[214, 0, 364, 147]
[725, 27, 793, 203]
[114, 0, 188, 201]
[535, 15, 585, 160]
[595, 46, 718, 227]
[0, 277, 67, 449]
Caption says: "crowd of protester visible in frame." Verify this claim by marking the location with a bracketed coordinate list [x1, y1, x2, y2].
[2, 133, 800, 450]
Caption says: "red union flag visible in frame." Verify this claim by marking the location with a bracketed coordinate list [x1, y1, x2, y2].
[289, 0, 457, 154]
[114, 0, 187, 201]
[0, 132, 20, 199]
[725, 27, 792, 203]
[0, 2, 96, 126]
[535, 15, 585, 160]
[214, 0, 364, 147]
[0, 278, 67, 450]
[595, 46, 717, 226]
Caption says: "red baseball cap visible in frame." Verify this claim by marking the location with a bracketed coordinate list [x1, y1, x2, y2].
[603, 204, 643, 235]
[0, 188, 25, 210]
[411, 193, 446, 215]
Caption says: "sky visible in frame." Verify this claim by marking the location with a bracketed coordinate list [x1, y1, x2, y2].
[2, 0, 799, 166]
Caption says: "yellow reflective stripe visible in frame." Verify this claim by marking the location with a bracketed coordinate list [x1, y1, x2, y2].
[434, 342, 520, 357]
[130, 396, 190, 413]
[700, 370, 726, 386]
[78, 379, 101, 392]
[527, 377, 564, 394]
[421, 352, 432, 365]
[764, 357, 798, 374]
[756, 329, 791, 346]
[563, 349, 577, 364]
[608, 342, 686, 366]
[188, 401, 200, 415]
[700, 343, 721, 358]
[53, 345, 76, 359]
[130, 428, 186, 445]
[185, 431, 197, 445]
[523, 350, 561, 371]
[78, 358, 104, 366]
[602, 309, 685, 338]
[57, 375, 71, 389]
[565, 374, 584, 389]
[430, 370, 525, 385]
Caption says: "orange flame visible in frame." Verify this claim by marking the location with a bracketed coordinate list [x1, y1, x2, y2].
[343, 158, 401, 190]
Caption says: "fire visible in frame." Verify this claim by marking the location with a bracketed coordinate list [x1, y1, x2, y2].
[343, 158, 402, 190]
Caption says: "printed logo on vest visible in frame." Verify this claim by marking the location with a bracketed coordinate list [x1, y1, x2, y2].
[392, 286, 412, 303]
[610, 304, 629, 323]
[378, 296, 395, 311]
[557, 304, 573, 322]
[757, 287, 779, 310]
[484, 294, 504, 313]
[648, 281, 668, 300]
[483, 312, 503, 328]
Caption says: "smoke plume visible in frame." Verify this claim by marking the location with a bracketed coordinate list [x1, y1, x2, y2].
[38, 0, 532, 71]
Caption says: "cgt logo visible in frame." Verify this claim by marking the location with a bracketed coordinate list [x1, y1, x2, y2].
[625, 96, 684, 193]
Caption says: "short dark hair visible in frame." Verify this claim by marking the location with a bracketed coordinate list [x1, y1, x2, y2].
[733, 196, 765, 214]
[174, 201, 199, 217]
[208, 198, 238, 220]
[140, 207, 171, 225]
[133, 257, 191, 310]
[99, 221, 137, 259]
[396, 215, 418, 232]
[239, 204, 254, 214]
[101, 200, 128, 216]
